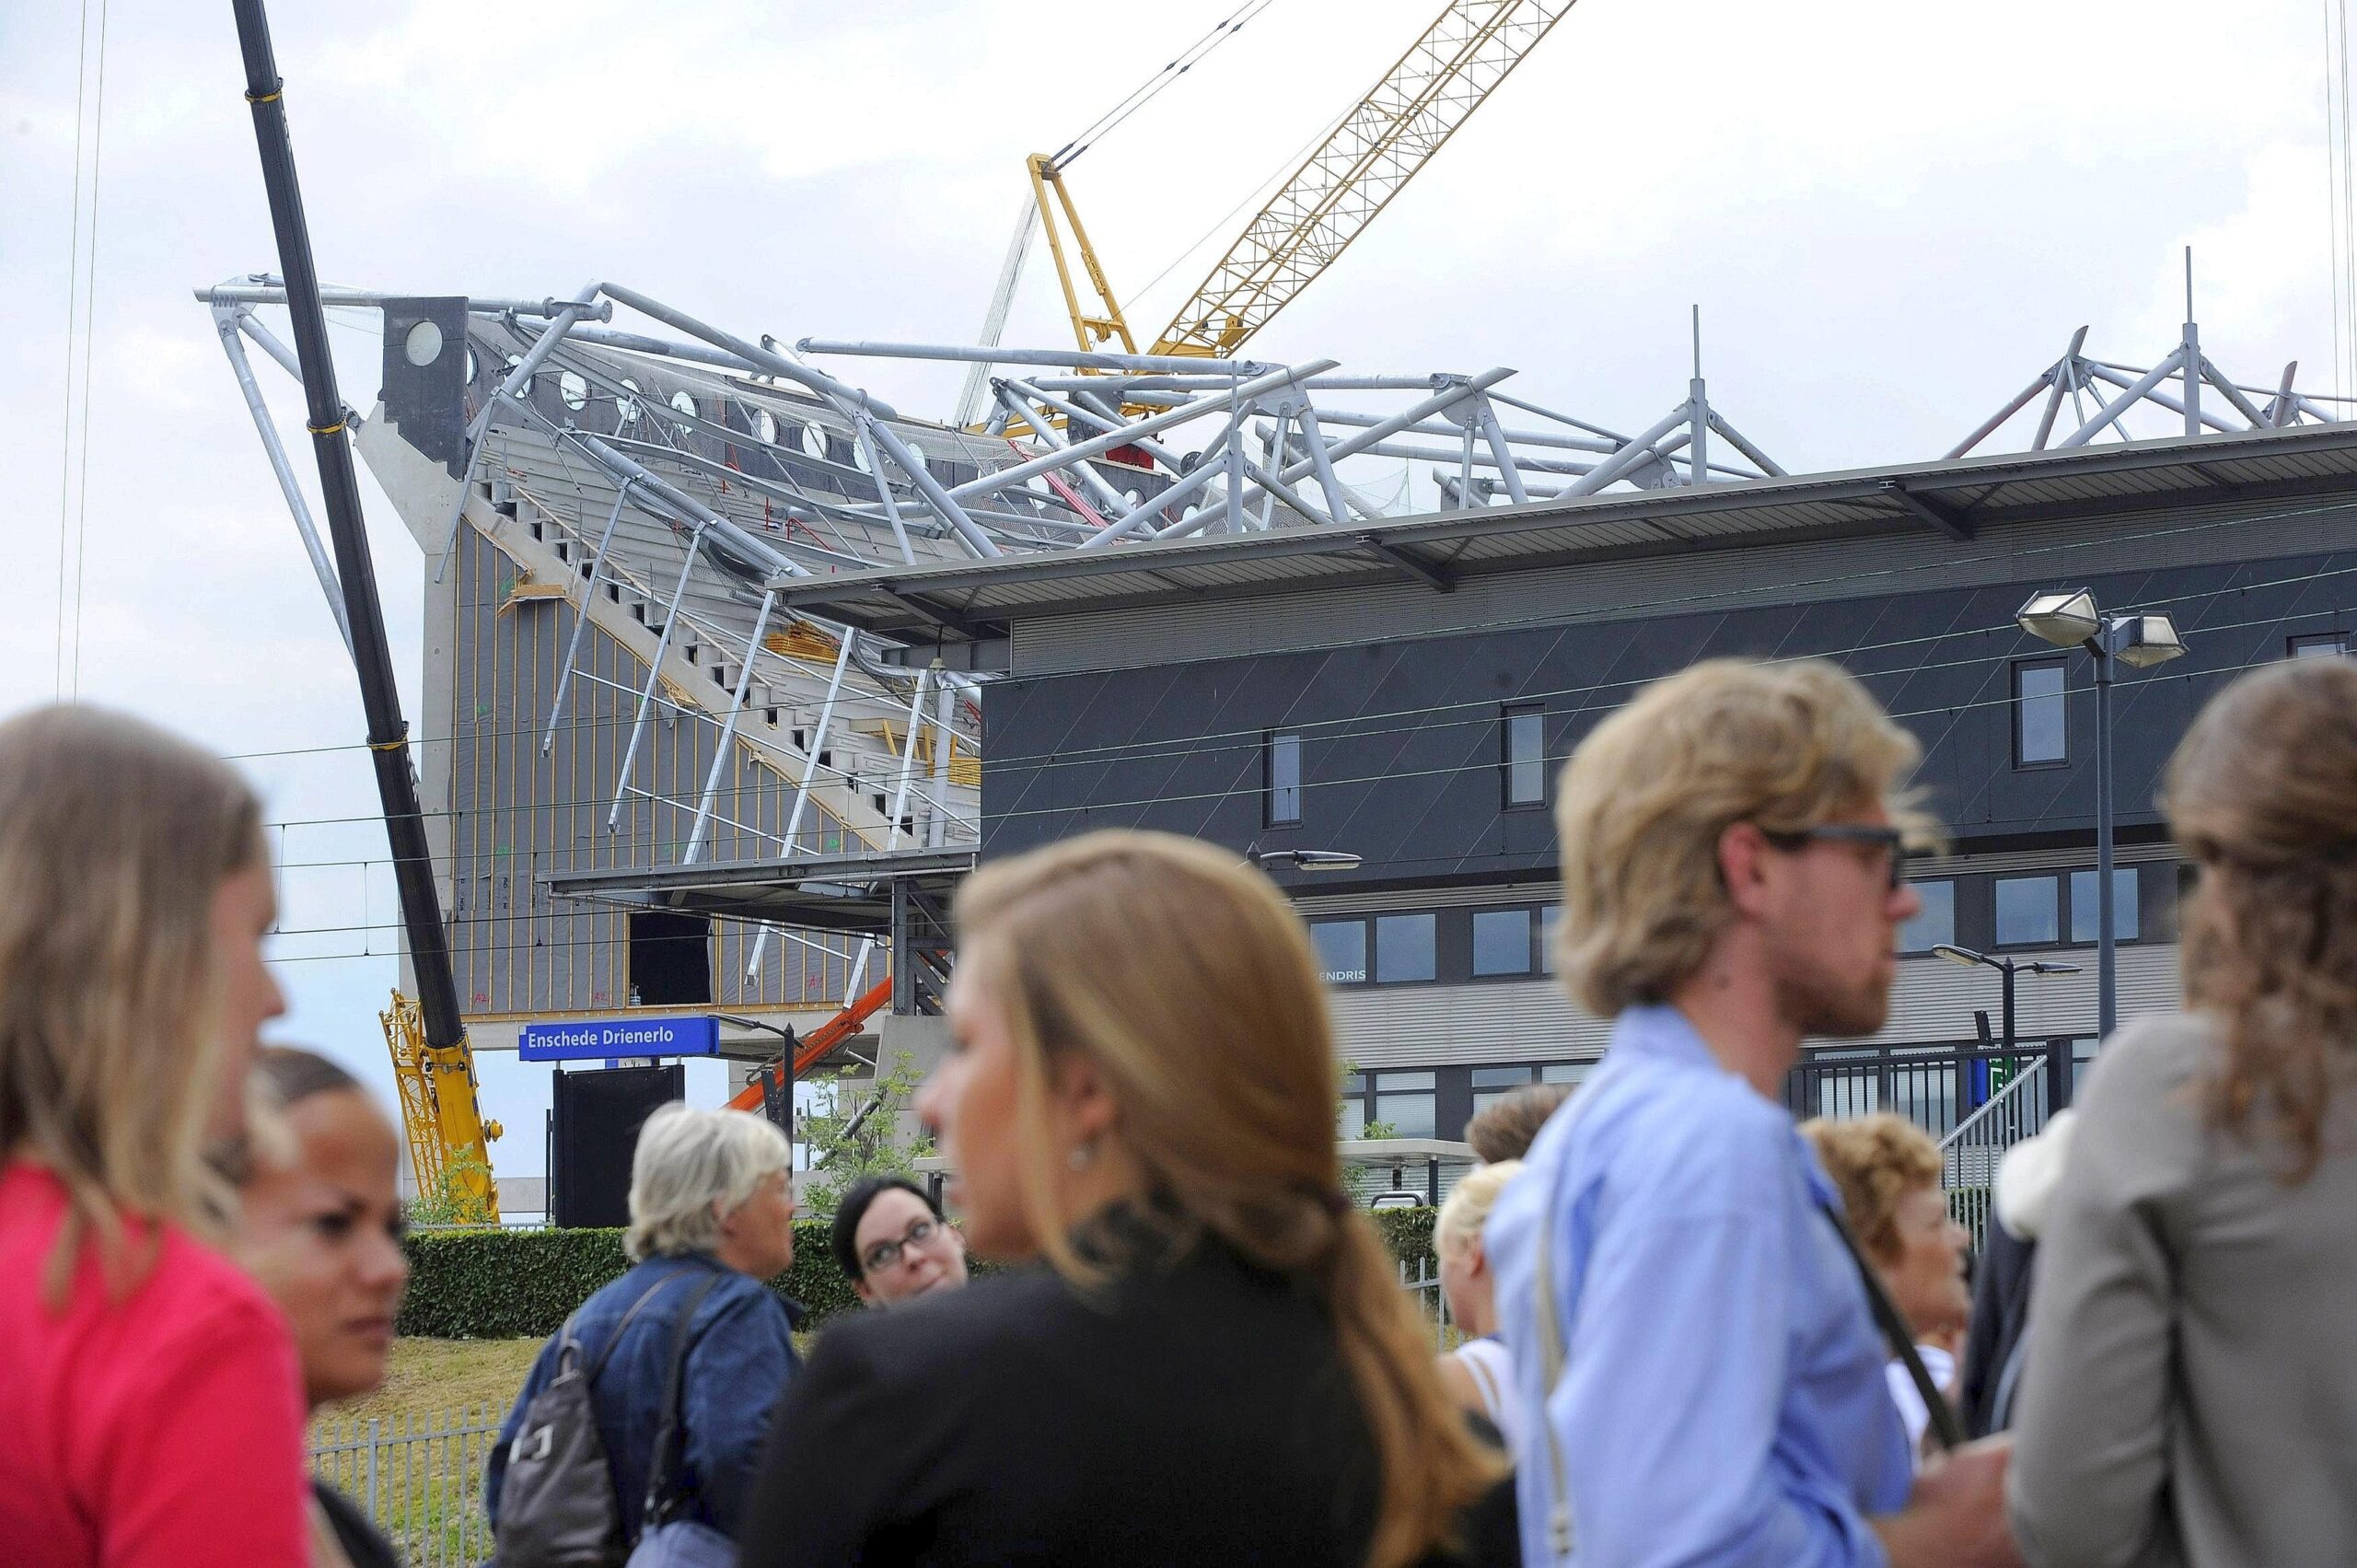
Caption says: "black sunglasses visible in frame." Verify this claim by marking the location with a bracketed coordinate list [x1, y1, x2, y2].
[1759, 824, 1910, 890]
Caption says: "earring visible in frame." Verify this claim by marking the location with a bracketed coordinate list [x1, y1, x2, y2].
[1066, 1140, 1096, 1171]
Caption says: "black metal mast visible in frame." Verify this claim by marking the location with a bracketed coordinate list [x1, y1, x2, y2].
[230, 0, 465, 1051]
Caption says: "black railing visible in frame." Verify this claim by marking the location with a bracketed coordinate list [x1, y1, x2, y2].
[1782, 1039, 2074, 1144]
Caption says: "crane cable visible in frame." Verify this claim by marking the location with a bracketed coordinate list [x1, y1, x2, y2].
[1050, 0, 1280, 171]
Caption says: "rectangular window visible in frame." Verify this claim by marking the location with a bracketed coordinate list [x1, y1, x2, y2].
[1540, 1062, 1591, 1087]
[1337, 1072, 1366, 1138]
[1898, 879, 1956, 954]
[1994, 875, 2060, 947]
[1265, 731, 1303, 826]
[1539, 904, 1561, 975]
[1373, 912, 1438, 983]
[1309, 919, 1368, 985]
[1374, 1070, 1437, 1140]
[2014, 659, 2068, 766]
[1504, 705, 1546, 807]
[1472, 908, 1537, 977]
[2291, 633, 2349, 658]
[1470, 1064, 1538, 1117]
[2069, 868, 2141, 943]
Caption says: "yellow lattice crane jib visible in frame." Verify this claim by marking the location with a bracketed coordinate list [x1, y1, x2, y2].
[381, 990, 502, 1223]
[1024, 0, 1573, 366]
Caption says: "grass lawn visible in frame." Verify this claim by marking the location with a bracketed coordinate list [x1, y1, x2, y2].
[329, 1336, 545, 1424]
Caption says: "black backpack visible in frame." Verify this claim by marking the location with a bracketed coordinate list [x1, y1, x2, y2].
[493, 1269, 722, 1567]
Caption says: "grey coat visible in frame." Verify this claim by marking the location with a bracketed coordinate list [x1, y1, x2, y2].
[2007, 1012, 2357, 1567]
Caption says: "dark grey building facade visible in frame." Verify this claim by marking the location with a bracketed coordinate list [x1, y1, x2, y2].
[775, 424, 2357, 1144]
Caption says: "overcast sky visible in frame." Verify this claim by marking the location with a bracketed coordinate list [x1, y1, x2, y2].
[0, 0, 2338, 1180]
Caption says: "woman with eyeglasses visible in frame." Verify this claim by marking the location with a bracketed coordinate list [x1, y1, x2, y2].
[739, 830, 1511, 1568]
[830, 1176, 968, 1307]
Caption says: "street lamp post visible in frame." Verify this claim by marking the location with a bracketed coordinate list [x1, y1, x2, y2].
[2014, 590, 2186, 1041]
[1932, 944, 2081, 1053]
[714, 1013, 801, 1160]
[1933, 943, 2081, 1107]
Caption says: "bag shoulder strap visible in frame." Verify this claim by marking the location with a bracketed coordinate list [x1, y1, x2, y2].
[1816, 1198, 1964, 1453]
[639, 1267, 727, 1530]
[582, 1271, 684, 1388]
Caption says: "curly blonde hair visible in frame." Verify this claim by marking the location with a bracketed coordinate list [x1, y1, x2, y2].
[2163, 656, 2357, 1183]
[1552, 658, 1933, 1015]
[1799, 1114, 1943, 1264]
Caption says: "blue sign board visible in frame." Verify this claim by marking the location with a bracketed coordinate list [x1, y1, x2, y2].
[520, 1016, 720, 1062]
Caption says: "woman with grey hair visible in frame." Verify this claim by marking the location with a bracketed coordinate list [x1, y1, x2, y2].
[488, 1104, 801, 1563]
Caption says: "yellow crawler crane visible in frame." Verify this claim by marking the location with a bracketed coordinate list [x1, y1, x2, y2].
[382, 991, 502, 1221]
[1027, 0, 1575, 364]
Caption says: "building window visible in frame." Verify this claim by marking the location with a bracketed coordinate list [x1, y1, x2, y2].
[1337, 1073, 1367, 1138]
[1265, 731, 1303, 825]
[1898, 879, 1956, 954]
[1504, 705, 1546, 807]
[1472, 908, 1537, 977]
[1309, 918, 1368, 984]
[2014, 659, 2067, 766]
[627, 910, 713, 1005]
[1539, 904, 1561, 974]
[1373, 913, 1438, 983]
[1470, 1065, 1537, 1117]
[2069, 868, 2141, 943]
[1374, 1070, 1437, 1139]
[1994, 875, 2060, 947]
[1540, 1062, 1590, 1086]
[2290, 633, 2349, 658]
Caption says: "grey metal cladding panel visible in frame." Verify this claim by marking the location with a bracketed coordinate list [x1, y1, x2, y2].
[993, 543, 2357, 878]
[1328, 947, 2182, 1072]
[1016, 488, 2357, 677]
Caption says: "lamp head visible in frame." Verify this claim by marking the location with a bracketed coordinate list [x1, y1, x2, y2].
[1261, 848, 1362, 872]
[2017, 588, 2101, 648]
[2026, 960, 2084, 976]
[2113, 612, 2187, 669]
[1932, 943, 1991, 970]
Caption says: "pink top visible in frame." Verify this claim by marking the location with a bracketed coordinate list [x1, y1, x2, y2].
[0, 1159, 309, 1568]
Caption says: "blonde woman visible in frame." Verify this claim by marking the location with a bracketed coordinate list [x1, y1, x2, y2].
[0, 705, 304, 1568]
[2010, 657, 2357, 1565]
[1434, 1161, 1525, 1449]
[739, 830, 1511, 1568]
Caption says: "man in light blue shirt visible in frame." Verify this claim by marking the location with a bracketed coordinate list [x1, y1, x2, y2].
[1486, 658, 2017, 1568]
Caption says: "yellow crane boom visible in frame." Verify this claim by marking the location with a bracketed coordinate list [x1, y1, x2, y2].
[1152, 0, 1574, 358]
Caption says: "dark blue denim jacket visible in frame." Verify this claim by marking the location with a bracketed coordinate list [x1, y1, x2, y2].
[486, 1253, 803, 1542]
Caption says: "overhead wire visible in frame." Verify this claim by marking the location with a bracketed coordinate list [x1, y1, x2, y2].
[67, 0, 109, 698]
[257, 610, 2357, 972]
[217, 487, 2357, 787]
[1051, 0, 1280, 171]
[52, 0, 107, 698]
[239, 517, 2357, 852]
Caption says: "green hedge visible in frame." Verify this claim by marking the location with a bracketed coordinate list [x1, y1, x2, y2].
[401, 1208, 1443, 1340]
[396, 1221, 859, 1339]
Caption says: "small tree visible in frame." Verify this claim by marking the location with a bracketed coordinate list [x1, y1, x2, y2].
[407, 1144, 497, 1227]
[801, 1050, 936, 1216]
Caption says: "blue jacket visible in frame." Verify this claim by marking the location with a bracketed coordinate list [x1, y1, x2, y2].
[487, 1253, 802, 1542]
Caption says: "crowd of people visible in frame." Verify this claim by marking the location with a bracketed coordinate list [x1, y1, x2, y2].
[2, 648, 2352, 1566]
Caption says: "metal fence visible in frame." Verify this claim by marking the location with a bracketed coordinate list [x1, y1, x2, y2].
[1783, 1039, 2068, 1249]
[1400, 1254, 1459, 1352]
[308, 1406, 501, 1568]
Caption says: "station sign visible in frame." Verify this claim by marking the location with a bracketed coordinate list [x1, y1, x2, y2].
[519, 1016, 720, 1062]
